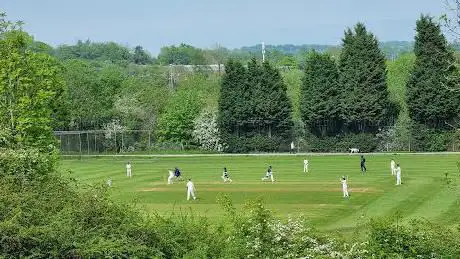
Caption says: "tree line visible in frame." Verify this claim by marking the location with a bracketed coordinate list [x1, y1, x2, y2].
[218, 16, 460, 152]
[2, 10, 460, 153]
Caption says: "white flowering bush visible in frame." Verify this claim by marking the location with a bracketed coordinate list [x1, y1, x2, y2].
[216, 196, 368, 258]
[102, 119, 126, 151]
[192, 110, 224, 151]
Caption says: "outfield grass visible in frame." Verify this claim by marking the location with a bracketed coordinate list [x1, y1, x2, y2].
[60, 154, 460, 230]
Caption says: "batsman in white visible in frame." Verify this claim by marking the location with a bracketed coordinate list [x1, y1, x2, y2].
[186, 178, 197, 200]
[261, 165, 275, 182]
[303, 159, 309, 173]
[390, 159, 396, 176]
[341, 176, 349, 198]
[395, 163, 402, 185]
[126, 161, 132, 177]
[167, 170, 175, 184]
[222, 167, 232, 183]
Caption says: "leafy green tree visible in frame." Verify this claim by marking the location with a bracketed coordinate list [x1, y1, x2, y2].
[114, 65, 169, 130]
[406, 15, 460, 129]
[338, 23, 396, 133]
[156, 87, 202, 145]
[55, 40, 133, 63]
[63, 60, 125, 129]
[301, 51, 341, 136]
[132, 45, 153, 65]
[0, 25, 65, 149]
[157, 43, 206, 65]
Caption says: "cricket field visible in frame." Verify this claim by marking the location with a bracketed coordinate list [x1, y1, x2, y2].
[60, 153, 460, 230]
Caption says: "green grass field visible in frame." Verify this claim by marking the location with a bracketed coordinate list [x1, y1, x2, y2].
[60, 154, 460, 231]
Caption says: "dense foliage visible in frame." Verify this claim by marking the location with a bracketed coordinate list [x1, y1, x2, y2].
[218, 59, 293, 152]
[406, 15, 460, 130]
[301, 51, 341, 136]
[338, 23, 397, 134]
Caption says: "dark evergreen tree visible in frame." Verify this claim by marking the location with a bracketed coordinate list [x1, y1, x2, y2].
[338, 23, 396, 133]
[256, 61, 294, 142]
[218, 58, 293, 152]
[406, 15, 460, 129]
[218, 59, 247, 147]
[301, 51, 341, 136]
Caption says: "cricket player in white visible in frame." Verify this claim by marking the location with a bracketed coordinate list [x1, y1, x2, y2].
[167, 170, 175, 184]
[126, 162, 132, 177]
[106, 178, 112, 187]
[186, 179, 196, 200]
[341, 176, 349, 198]
[222, 167, 232, 183]
[395, 164, 402, 185]
[390, 159, 396, 175]
[304, 159, 309, 173]
[261, 166, 275, 182]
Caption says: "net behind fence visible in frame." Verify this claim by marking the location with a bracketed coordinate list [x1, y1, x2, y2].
[55, 130, 152, 155]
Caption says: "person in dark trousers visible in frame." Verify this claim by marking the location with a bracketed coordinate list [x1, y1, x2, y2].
[174, 167, 183, 181]
[360, 155, 367, 174]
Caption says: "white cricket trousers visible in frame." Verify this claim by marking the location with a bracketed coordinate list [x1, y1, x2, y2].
[187, 189, 196, 200]
[304, 165, 308, 173]
[343, 188, 349, 197]
[168, 175, 174, 184]
[396, 175, 401, 185]
[127, 169, 132, 177]
[391, 167, 395, 175]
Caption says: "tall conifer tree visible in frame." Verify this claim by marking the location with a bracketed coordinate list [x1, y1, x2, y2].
[406, 15, 460, 129]
[338, 23, 395, 133]
[301, 51, 341, 136]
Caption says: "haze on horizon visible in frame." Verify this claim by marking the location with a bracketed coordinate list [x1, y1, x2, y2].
[3, 0, 446, 54]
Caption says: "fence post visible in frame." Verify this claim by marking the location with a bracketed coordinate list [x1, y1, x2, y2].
[148, 131, 151, 150]
[114, 130, 117, 154]
[121, 132, 124, 153]
[94, 134, 97, 153]
[79, 132, 82, 155]
[86, 132, 89, 155]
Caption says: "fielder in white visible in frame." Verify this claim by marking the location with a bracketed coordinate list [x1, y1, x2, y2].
[390, 159, 396, 176]
[303, 159, 309, 173]
[341, 176, 349, 198]
[261, 166, 275, 182]
[395, 164, 402, 185]
[222, 167, 232, 183]
[106, 178, 112, 187]
[167, 170, 175, 184]
[126, 161, 132, 177]
[186, 179, 197, 200]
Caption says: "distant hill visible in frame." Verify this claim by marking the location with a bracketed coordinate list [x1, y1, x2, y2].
[235, 41, 415, 60]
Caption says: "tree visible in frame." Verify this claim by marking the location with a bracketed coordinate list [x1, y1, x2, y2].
[132, 45, 153, 65]
[156, 87, 202, 145]
[0, 16, 65, 149]
[218, 59, 247, 136]
[157, 44, 206, 65]
[218, 59, 293, 152]
[301, 51, 341, 136]
[338, 23, 396, 133]
[406, 15, 460, 129]
[62, 60, 126, 129]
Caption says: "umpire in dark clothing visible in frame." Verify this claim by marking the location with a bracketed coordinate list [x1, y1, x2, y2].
[360, 155, 367, 173]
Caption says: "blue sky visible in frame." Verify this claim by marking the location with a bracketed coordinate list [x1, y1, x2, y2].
[3, 0, 446, 54]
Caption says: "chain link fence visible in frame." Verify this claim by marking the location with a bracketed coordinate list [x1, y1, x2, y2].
[55, 130, 153, 155]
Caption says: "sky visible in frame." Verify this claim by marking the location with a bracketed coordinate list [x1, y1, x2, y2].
[2, 0, 447, 55]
